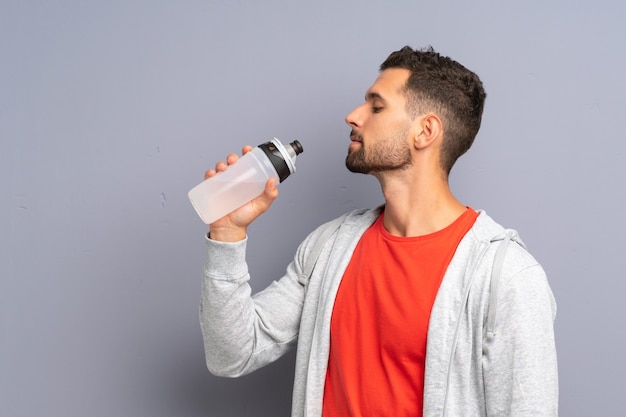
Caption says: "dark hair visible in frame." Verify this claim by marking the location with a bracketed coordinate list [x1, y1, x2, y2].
[380, 46, 486, 174]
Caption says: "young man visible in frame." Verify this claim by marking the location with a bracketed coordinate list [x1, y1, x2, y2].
[199, 46, 558, 416]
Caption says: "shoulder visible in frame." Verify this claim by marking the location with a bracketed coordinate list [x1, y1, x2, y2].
[471, 211, 553, 304]
[456, 211, 549, 292]
[294, 206, 382, 267]
[306, 206, 382, 243]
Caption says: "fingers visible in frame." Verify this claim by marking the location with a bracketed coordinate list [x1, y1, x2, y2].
[204, 147, 251, 180]
[225, 153, 239, 166]
[204, 160, 229, 180]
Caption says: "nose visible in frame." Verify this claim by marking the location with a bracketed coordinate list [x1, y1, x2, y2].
[345, 104, 364, 128]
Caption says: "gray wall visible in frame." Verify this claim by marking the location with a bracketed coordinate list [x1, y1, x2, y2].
[1, 1, 624, 416]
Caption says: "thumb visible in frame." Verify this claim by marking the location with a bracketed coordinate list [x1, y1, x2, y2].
[262, 177, 279, 202]
[251, 177, 279, 213]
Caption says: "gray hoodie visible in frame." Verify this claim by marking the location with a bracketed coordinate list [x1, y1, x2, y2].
[200, 208, 558, 416]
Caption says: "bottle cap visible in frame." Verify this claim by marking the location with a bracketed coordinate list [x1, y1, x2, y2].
[259, 138, 303, 182]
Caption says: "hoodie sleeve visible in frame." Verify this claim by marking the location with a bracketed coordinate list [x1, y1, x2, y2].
[199, 234, 308, 377]
[482, 248, 558, 416]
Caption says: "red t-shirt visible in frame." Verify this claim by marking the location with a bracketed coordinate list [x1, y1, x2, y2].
[322, 208, 479, 417]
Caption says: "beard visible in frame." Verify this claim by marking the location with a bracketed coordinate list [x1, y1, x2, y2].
[345, 129, 413, 174]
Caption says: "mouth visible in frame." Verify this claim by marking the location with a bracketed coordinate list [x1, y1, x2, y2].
[349, 130, 363, 143]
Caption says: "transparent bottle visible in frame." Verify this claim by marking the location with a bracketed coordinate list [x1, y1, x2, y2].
[188, 138, 303, 224]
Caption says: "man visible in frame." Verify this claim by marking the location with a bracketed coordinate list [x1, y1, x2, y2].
[199, 46, 558, 416]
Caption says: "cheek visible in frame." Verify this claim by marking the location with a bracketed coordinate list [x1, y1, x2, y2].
[368, 119, 410, 141]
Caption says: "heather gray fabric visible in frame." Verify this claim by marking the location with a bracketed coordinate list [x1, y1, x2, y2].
[200, 209, 558, 416]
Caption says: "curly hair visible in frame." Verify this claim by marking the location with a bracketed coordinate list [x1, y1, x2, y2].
[380, 46, 486, 175]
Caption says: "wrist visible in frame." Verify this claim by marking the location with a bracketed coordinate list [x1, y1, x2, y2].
[208, 226, 247, 242]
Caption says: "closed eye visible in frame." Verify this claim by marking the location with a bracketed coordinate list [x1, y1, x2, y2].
[365, 91, 386, 114]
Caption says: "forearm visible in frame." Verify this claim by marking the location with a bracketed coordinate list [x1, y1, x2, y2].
[200, 235, 303, 377]
[200, 236, 255, 376]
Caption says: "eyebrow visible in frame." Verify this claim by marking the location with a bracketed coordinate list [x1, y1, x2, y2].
[365, 91, 386, 102]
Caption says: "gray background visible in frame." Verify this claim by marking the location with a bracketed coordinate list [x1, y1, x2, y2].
[1, 1, 624, 416]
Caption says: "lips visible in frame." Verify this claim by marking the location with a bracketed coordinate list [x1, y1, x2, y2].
[349, 130, 363, 143]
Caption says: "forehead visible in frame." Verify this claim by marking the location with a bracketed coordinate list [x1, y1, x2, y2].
[366, 68, 411, 100]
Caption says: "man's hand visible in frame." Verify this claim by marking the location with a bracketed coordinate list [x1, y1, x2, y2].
[205, 145, 279, 242]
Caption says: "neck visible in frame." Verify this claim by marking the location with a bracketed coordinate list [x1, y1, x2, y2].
[375, 167, 466, 237]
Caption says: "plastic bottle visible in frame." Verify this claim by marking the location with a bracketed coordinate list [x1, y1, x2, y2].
[188, 138, 303, 224]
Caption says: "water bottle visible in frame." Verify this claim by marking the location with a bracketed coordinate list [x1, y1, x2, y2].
[188, 138, 303, 224]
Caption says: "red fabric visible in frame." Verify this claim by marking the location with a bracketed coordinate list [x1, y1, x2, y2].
[322, 208, 478, 417]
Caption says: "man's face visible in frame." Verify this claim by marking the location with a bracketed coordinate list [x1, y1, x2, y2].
[345, 68, 417, 174]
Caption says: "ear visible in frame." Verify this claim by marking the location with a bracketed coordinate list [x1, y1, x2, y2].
[413, 113, 443, 150]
